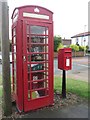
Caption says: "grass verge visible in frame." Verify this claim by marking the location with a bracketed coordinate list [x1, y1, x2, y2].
[0, 76, 89, 99]
[54, 76, 89, 99]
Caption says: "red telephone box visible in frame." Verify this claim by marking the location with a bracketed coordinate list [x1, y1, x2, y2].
[58, 48, 72, 70]
[11, 5, 54, 112]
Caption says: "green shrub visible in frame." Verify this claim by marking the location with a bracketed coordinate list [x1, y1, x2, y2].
[70, 44, 79, 52]
[79, 46, 86, 51]
[86, 45, 89, 53]
[57, 43, 64, 51]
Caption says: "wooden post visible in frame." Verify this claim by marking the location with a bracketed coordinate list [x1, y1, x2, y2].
[1, 0, 12, 116]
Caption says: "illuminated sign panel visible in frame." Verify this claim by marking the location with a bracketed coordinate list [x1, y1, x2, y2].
[23, 12, 49, 20]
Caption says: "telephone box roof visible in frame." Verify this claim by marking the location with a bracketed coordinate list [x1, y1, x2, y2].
[11, 5, 53, 19]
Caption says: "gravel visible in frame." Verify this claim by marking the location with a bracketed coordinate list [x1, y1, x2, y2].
[1, 92, 88, 119]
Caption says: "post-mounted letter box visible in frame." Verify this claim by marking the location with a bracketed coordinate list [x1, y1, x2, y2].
[58, 48, 72, 70]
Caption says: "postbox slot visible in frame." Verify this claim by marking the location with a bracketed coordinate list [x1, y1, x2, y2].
[65, 51, 71, 53]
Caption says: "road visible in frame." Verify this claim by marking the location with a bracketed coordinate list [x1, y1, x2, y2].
[54, 56, 88, 82]
[0, 56, 89, 82]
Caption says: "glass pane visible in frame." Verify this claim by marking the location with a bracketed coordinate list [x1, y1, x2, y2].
[31, 54, 44, 61]
[31, 63, 44, 71]
[14, 45, 16, 52]
[27, 44, 31, 52]
[46, 28, 48, 35]
[31, 36, 48, 44]
[28, 64, 30, 72]
[31, 26, 46, 35]
[32, 73, 44, 80]
[27, 25, 30, 34]
[32, 81, 45, 89]
[14, 54, 16, 61]
[32, 91, 40, 99]
[14, 61, 16, 70]
[27, 36, 30, 43]
[28, 73, 30, 81]
[31, 45, 48, 53]
[28, 91, 31, 99]
[31, 89, 48, 99]
[31, 63, 48, 71]
[13, 37, 16, 44]
[28, 55, 31, 62]
[13, 28, 16, 36]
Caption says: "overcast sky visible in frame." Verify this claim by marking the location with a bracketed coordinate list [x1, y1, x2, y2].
[8, 0, 89, 39]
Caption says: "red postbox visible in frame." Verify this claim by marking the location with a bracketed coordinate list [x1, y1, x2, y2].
[11, 5, 54, 112]
[58, 48, 72, 70]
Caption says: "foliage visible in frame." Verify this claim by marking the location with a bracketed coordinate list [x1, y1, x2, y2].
[54, 36, 62, 52]
[79, 46, 86, 51]
[54, 76, 89, 99]
[86, 45, 89, 53]
[86, 45, 89, 50]
[57, 43, 64, 51]
[70, 44, 79, 52]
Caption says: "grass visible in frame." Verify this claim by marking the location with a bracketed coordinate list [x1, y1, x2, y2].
[54, 76, 89, 99]
[0, 76, 89, 99]
[0, 76, 2, 85]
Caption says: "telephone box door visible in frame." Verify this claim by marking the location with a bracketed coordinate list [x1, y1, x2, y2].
[23, 21, 53, 112]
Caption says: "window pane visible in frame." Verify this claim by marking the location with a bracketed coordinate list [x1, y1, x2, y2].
[13, 37, 16, 44]
[31, 26, 48, 35]
[13, 28, 16, 36]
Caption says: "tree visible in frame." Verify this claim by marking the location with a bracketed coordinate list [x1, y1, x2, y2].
[54, 35, 62, 52]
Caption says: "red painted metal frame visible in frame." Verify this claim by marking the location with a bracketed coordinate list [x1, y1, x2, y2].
[23, 22, 53, 112]
[11, 5, 54, 112]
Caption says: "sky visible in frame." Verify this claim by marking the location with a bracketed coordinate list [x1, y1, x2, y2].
[8, 0, 89, 39]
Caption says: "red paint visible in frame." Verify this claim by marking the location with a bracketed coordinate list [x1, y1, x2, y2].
[11, 5, 54, 112]
[58, 48, 72, 70]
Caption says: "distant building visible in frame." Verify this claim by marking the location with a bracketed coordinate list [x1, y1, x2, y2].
[71, 32, 90, 50]
[62, 38, 71, 47]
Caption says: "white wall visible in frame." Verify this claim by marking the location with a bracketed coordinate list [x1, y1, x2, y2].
[71, 36, 88, 46]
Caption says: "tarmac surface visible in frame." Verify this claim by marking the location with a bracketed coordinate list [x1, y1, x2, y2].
[54, 56, 88, 82]
[21, 103, 88, 118]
